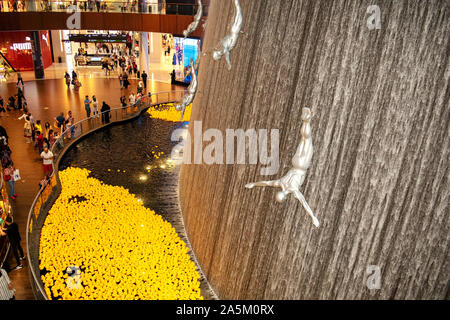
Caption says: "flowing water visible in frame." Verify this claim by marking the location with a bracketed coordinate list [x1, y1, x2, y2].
[58, 113, 215, 299]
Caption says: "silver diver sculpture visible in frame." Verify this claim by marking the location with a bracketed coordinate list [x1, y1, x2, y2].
[245, 107, 319, 227]
[175, 59, 198, 121]
[212, 0, 243, 70]
[183, 0, 203, 38]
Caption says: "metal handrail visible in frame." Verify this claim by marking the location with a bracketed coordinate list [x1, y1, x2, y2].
[0, 168, 10, 267]
[25, 89, 185, 299]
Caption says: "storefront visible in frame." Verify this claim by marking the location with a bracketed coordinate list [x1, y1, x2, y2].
[66, 31, 129, 66]
[162, 34, 200, 84]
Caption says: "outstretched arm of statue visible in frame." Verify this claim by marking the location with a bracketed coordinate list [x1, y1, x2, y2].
[225, 51, 232, 70]
[245, 179, 280, 189]
[293, 190, 319, 227]
[292, 108, 313, 169]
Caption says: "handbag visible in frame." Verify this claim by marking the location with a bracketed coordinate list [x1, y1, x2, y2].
[13, 169, 21, 181]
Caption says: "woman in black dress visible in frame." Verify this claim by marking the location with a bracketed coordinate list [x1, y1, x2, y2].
[101, 102, 111, 124]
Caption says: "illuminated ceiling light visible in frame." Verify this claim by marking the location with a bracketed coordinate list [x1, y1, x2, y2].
[139, 175, 148, 181]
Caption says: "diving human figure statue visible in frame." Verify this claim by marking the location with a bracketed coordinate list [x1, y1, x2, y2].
[183, 0, 203, 38]
[245, 107, 319, 227]
[175, 59, 198, 121]
[212, 0, 243, 70]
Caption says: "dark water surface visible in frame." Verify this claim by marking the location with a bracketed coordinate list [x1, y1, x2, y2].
[58, 112, 215, 299]
[60, 113, 183, 215]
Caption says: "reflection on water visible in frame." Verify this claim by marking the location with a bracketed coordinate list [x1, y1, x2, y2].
[59, 113, 184, 215]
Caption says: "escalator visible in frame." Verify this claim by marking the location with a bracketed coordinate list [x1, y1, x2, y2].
[0, 51, 16, 80]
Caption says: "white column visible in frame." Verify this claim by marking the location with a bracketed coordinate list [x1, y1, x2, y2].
[51, 30, 66, 63]
[149, 32, 162, 64]
[139, 32, 149, 75]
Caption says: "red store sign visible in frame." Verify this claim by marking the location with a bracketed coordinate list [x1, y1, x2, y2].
[0, 31, 53, 71]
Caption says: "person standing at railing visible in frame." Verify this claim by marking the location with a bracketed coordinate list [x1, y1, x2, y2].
[48, 129, 56, 147]
[38, 175, 50, 190]
[137, 81, 143, 95]
[92, 96, 99, 118]
[129, 92, 136, 106]
[40, 146, 53, 175]
[36, 131, 45, 155]
[84, 95, 92, 118]
[66, 110, 75, 138]
[43, 121, 50, 140]
[3, 164, 17, 200]
[141, 70, 148, 89]
[101, 101, 111, 124]
[0, 217, 25, 271]
[55, 112, 66, 135]
[95, 0, 100, 12]
[120, 95, 127, 109]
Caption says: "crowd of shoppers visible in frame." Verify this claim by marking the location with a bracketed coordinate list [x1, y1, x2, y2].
[0, 125, 17, 200]
[64, 70, 82, 91]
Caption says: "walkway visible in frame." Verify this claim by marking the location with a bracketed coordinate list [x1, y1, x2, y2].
[1, 61, 176, 86]
[0, 76, 184, 299]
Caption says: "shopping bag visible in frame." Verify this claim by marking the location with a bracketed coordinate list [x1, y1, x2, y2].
[13, 169, 21, 181]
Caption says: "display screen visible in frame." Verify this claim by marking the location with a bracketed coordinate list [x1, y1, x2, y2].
[68, 34, 127, 43]
[172, 37, 200, 84]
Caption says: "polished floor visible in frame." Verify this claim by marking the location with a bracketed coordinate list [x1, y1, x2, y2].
[0, 74, 184, 299]
[1, 60, 175, 84]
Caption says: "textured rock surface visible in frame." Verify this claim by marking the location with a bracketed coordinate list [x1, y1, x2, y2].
[179, 0, 449, 299]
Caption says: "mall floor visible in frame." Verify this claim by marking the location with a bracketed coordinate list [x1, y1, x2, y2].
[1, 59, 175, 85]
[0, 67, 184, 299]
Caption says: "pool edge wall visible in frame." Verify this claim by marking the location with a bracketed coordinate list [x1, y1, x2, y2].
[178, 0, 450, 299]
